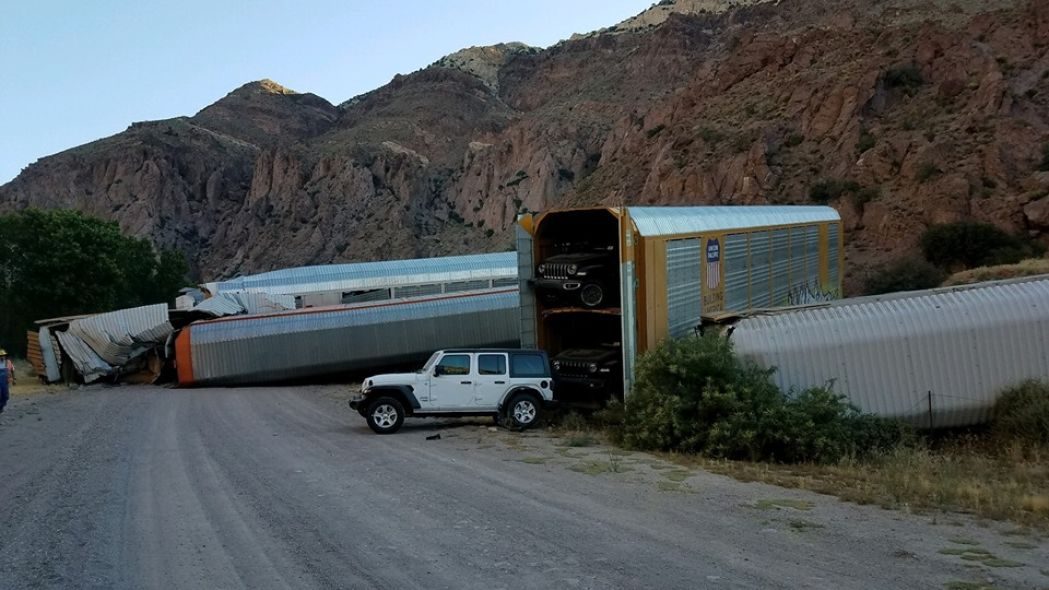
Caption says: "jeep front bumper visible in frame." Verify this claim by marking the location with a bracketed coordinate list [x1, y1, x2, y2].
[348, 393, 366, 411]
[535, 278, 583, 292]
[554, 375, 610, 391]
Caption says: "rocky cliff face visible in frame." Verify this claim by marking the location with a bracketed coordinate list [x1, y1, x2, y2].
[3, 0, 1048, 292]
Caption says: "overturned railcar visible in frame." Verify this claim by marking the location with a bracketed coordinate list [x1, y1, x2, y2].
[517, 206, 843, 398]
[203, 252, 518, 308]
[726, 276, 1049, 428]
[176, 289, 520, 386]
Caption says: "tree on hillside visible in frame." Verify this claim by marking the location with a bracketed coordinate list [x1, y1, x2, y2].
[0, 209, 189, 356]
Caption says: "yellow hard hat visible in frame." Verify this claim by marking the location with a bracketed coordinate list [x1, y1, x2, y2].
[0, 349, 7, 356]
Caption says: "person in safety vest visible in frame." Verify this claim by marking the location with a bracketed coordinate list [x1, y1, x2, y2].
[0, 348, 14, 414]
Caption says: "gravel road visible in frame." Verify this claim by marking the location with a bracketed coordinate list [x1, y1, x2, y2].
[0, 386, 1044, 590]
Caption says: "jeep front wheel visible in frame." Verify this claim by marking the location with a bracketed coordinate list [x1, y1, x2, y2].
[579, 283, 605, 308]
[506, 393, 543, 429]
[366, 396, 405, 434]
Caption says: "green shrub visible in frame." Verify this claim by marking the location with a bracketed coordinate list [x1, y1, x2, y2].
[885, 65, 924, 92]
[732, 133, 755, 153]
[698, 127, 725, 145]
[1040, 143, 1049, 172]
[852, 186, 880, 207]
[916, 162, 942, 183]
[761, 387, 908, 463]
[992, 380, 1049, 447]
[0, 209, 189, 356]
[594, 397, 626, 442]
[857, 129, 876, 153]
[863, 257, 947, 295]
[921, 221, 1045, 270]
[619, 334, 906, 463]
[809, 179, 861, 203]
[505, 171, 529, 187]
[785, 133, 804, 147]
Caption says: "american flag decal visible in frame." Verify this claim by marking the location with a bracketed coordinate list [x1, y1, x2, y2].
[706, 238, 721, 290]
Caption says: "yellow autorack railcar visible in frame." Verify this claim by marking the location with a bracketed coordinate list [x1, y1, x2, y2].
[516, 206, 843, 398]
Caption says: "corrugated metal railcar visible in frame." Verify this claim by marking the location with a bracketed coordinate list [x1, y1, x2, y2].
[176, 289, 520, 386]
[517, 206, 843, 395]
[727, 276, 1049, 428]
[203, 252, 518, 308]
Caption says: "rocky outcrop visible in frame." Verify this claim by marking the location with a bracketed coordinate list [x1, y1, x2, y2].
[429, 43, 539, 91]
[192, 80, 338, 146]
[1, 0, 1047, 294]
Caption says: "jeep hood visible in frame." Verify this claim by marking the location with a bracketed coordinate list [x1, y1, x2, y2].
[554, 348, 619, 362]
[364, 373, 419, 389]
[542, 252, 612, 264]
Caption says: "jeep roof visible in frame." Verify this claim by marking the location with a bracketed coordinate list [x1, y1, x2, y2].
[440, 348, 550, 355]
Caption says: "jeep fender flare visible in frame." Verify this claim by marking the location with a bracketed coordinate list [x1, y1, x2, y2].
[499, 387, 543, 412]
[365, 386, 421, 412]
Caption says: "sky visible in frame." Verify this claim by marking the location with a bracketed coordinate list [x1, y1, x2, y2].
[0, 0, 651, 185]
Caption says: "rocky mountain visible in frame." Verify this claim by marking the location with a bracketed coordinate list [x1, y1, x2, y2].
[3, 0, 1048, 292]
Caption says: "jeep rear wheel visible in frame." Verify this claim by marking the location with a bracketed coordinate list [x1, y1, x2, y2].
[366, 396, 405, 434]
[579, 283, 605, 308]
[506, 393, 543, 429]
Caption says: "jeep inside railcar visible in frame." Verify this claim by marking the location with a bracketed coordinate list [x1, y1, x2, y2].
[533, 209, 624, 403]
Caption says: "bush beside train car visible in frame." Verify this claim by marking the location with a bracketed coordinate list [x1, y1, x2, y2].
[600, 334, 909, 464]
[600, 334, 1049, 464]
[0, 209, 187, 357]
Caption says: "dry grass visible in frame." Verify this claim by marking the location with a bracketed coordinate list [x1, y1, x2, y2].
[690, 440, 1049, 528]
[11, 357, 34, 377]
[943, 258, 1049, 286]
[8, 357, 65, 396]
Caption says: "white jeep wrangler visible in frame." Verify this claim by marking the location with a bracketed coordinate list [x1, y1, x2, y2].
[350, 349, 556, 434]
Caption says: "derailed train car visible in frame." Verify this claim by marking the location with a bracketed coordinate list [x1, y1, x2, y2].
[516, 205, 843, 399]
[726, 276, 1049, 428]
[176, 289, 520, 386]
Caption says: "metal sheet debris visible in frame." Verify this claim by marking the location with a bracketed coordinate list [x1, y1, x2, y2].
[55, 330, 113, 383]
[193, 292, 296, 317]
[38, 327, 62, 383]
[66, 304, 174, 366]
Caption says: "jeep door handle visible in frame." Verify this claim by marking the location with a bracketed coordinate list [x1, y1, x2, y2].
[494, 381, 506, 384]
[461, 380, 472, 385]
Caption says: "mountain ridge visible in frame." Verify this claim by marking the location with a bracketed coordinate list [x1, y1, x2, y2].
[2, 0, 1048, 292]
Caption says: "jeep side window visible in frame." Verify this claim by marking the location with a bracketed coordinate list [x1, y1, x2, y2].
[435, 354, 471, 377]
[510, 354, 546, 378]
[478, 354, 507, 376]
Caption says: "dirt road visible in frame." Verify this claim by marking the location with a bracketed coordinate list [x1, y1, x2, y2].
[0, 386, 1044, 589]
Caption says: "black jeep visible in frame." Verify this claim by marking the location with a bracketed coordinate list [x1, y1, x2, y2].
[535, 246, 618, 308]
[551, 347, 621, 403]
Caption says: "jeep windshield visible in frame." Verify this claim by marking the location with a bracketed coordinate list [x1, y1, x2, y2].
[419, 351, 440, 373]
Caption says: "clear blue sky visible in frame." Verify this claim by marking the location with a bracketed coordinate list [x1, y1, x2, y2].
[0, 0, 650, 184]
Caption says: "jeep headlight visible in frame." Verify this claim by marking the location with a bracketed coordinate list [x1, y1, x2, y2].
[588, 363, 598, 373]
[568, 264, 578, 275]
[552, 360, 561, 371]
